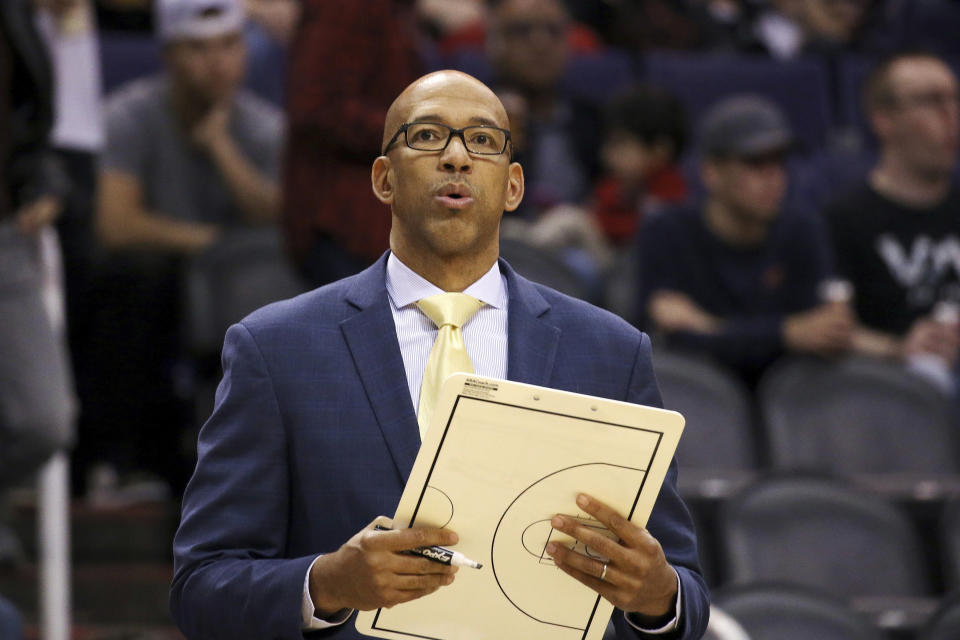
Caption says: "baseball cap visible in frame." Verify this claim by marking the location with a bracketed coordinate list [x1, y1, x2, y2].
[155, 0, 246, 43]
[699, 95, 793, 159]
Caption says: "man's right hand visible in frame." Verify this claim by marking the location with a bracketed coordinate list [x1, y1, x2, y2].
[308, 518, 459, 616]
[902, 317, 960, 366]
[784, 303, 854, 356]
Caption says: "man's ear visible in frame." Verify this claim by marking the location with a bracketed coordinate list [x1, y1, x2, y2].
[371, 156, 394, 205]
[503, 162, 525, 212]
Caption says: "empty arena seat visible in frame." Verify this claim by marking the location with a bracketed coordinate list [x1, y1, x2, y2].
[758, 357, 960, 475]
[713, 583, 876, 640]
[719, 475, 932, 599]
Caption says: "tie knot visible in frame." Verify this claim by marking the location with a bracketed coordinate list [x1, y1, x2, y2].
[417, 293, 484, 329]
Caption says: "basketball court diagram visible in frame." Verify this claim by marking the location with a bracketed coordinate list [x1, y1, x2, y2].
[356, 376, 684, 640]
[490, 462, 648, 631]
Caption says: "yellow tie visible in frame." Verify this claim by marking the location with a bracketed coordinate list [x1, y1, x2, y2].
[416, 293, 484, 439]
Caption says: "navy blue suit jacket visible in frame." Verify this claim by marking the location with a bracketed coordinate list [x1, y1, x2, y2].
[171, 254, 709, 639]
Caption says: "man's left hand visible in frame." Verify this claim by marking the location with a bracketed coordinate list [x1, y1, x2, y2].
[16, 195, 62, 234]
[546, 493, 677, 618]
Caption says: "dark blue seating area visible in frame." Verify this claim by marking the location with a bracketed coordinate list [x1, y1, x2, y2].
[98, 31, 161, 95]
[641, 52, 834, 153]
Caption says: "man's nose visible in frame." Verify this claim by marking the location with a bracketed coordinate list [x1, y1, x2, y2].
[439, 135, 472, 172]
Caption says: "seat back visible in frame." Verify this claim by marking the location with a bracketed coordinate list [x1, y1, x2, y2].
[941, 500, 960, 591]
[641, 52, 833, 152]
[758, 357, 960, 474]
[719, 476, 931, 598]
[498, 236, 593, 303]
[99, 32, 162, 95]
[702, 606, 751, 640]
[653, 351, 758, 470]
[919, 590, 960, 640]
[183, 228, 308, 354]
[714, 583, 876, 640]
[443, 48, 634, 106]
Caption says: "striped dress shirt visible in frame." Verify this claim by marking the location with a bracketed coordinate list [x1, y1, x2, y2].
[385, 252, 509, 411]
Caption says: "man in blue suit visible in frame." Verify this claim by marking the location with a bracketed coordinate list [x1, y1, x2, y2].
[171, 70, 709, 639]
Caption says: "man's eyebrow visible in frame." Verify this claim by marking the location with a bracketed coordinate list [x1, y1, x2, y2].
[409, 114, 444, 124]
[407, 115, 504, 128]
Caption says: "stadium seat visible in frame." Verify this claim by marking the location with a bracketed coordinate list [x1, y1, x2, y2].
[182, 227, 308, 356]
[713, 583, 876, 640]
[641, 52, 833, 153]
[443, 48, 636, 106]
[941, 500, 960, 591]
[98, 32, 162, 95]
[498, 236, 594, 303]
[758, 356, 960, 475]
[702, 605, 750, 640]
[652, 350, 758, 472]
[918, 590, 960, 640]
[719, 475, 932, 599]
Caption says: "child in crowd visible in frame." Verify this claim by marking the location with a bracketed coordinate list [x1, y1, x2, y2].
[591, 84, 689, 246]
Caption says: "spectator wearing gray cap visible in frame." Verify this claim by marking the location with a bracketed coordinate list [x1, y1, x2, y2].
[97, 0, 283, 252]
[637, 94, 852, 386]
[82, 0, 284, 499]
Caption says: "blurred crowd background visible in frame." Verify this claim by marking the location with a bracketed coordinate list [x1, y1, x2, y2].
[3, 0, 960, 638]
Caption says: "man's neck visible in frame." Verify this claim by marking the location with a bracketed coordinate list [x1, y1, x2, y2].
[389, 245, 499, 292]
[704, 198, 770, 247]
[870, 154, 953, 209]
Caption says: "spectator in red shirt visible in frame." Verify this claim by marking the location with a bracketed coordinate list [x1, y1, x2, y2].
[282, 0, 423, 286]
[592, 85, 689, 247]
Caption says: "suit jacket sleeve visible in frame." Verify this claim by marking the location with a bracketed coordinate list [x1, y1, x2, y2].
[170, 322, 317, 639]
[612, 333, 710, 639]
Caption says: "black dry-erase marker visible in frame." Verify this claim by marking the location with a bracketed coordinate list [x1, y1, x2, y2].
[374, 525, 483, 569]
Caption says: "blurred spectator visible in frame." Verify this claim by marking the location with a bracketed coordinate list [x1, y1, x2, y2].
[824, 52, 960, 387]
[282, 0, 423, 286]
[242, 0, 299, 105]
[566, 0, 757, 52]
[639, 96, 850, 386]
[33, 0, 104, 327]
[487, 0, 599, 215]
[592, 84, 689, 247]
[418, 0, 487, 54]
[33, 0, 109, 501]
[85, 0, 283, 498]
[244, 0, 297, 44]
[0, 596, 23, 640]
[98, 0, 281, 247]
[750, 0, 891, 59]
[0, 0, 75, 550]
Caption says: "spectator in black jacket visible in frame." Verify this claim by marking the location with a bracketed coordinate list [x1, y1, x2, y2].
[638, 95, 852, 385]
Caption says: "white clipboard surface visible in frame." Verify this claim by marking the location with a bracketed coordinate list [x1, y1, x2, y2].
[356, 373, 684, 640]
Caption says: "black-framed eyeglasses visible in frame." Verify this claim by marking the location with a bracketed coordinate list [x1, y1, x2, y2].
[382, 122, 512, 156]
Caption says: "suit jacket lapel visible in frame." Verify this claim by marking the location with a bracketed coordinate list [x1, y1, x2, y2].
[502, 259, 561, 387]
[340, 255, 421, 482]
[338, 256, 561, 481]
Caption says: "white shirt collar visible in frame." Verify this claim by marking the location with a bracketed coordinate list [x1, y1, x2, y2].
[386, 252, 507, 310]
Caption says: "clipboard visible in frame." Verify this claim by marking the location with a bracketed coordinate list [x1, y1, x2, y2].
[356, 373, 684, 640]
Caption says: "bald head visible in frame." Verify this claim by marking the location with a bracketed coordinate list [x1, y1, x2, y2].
[382, 71, 511, 153]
